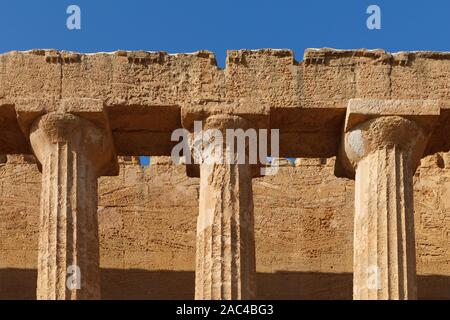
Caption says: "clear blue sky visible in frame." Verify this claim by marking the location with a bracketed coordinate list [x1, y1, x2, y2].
[1, 0, 449, 64]
[1, 0, 448, 165]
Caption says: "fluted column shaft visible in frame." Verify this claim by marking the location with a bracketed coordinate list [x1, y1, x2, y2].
[344, 116, 427, 300]
[30, 113, 113, 300]
[194, 115, 256, 300]
[353, 146, 416, 299]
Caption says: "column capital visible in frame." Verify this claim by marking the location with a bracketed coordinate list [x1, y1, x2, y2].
[181, 100, 270, 132]
[336, 99, 440, 178]
[202, 114, 254, 132]
[16, 97, 118, 176]
[182, 101, 270, 179]
[30, 112, 118, 177]
[344, 116, 426, 172]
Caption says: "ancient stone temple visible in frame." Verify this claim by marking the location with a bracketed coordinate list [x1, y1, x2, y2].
[0, 48, 450, 300]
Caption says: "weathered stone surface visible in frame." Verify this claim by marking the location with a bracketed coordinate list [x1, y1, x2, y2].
[340, 99, 438, 299]
[1, 48, 450, 301]
[188, 115, 257, 300]
[196, 162, 256, 299]
[2, 49, 450, 158]
[346, 118, 424, 299]
[271, 158, 294, 167]
[29, 113, 118, 300]
[1, 155, 450, 299]
[337, 99, 440, 179]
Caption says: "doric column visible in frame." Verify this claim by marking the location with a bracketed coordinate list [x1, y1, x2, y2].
[29, 112, 117, 300]
[192, 115, 257, 300]
[338, 99, 440, 300]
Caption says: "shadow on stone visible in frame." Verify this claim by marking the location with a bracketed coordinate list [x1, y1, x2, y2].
[0, 269, 448, 300]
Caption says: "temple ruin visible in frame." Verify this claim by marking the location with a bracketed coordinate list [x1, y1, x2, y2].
[0, 48, 450, 300]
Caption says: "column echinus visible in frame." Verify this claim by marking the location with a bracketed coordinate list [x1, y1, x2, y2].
[182, 104, 269, 300]
[17, 98, 119, 300]
[337, 99, 440, 300]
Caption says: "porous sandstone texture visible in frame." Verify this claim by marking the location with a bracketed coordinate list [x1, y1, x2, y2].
[0, 48, 450, 300]
[0, 155, 449, 299]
